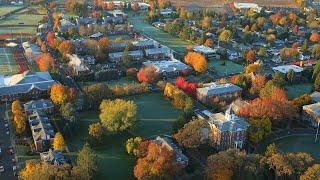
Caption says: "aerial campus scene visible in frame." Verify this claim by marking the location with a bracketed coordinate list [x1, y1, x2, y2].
[1, 0, 320, 179]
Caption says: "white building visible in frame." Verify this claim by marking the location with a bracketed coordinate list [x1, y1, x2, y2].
[67, 54, 90, 76]
[143, 59, 192, 77]
[272, 65, 303, 78]
[193, 45, 218, 58]
[233, 2, 262, 13]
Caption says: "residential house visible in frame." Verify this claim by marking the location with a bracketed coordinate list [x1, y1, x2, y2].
[28, 110, 55, 152]
[59, 19, 76, 33]
[0, 71, 56, 102]
[145, 47, 172, 60]
[154, 136, 189, 167]
[311, 91, 320, 103]
[89, 32, 104, 39]
[143, 59, 192, 78]
[272, 65, 303, 78]
[132, 39, 157, 50]
[193, 45, 219, 59]
[23, 99, 54, 115]
[303, 103, 320, 128]
[67, 54, 90, 76]
[202, 105, 250, 150]
[82, 55, 96, 65]
[40, 149, 67, 165]
[76, 17, 97, 26]
[196, 82, 242, 104]
[109, 50, 144, 63]
[159, 8, 176, 17]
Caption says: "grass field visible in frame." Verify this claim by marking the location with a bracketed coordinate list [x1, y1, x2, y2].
[0, 5, 23, 17]
[128, 12, 191, 54]
[208, 60, 244, 76]
[65, 93, 180, 179]
[285, 83, 312, 100]
[78, 77, 136, 88]
[260, 135, 320, 162]
[0, 47, 19, 75]
[0, 13, 43, 26]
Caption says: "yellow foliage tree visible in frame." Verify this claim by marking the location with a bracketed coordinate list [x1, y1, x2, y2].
[12, 100, 22, 115]
[53, 132, 65, 151]
[184, 52, 208, 73]
[245, 64, 260, 74]
[50, 84, 67, 106]
[219, 30, 232, 43]
[14, 114, 26, 135]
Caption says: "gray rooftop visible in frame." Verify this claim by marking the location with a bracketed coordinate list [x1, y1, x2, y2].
[197, 83, 242, 96]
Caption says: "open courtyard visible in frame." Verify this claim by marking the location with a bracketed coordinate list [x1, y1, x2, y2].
[64, 93, 180, 179]
[208, 60, 244, 76]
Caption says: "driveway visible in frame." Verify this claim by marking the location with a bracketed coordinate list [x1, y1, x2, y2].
[0, 105, 17, 179]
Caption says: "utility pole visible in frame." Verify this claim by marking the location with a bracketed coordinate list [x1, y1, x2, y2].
[315, 121, 319, 142]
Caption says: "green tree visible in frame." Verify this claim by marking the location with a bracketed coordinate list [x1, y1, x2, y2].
[313, 62, 320, 79]
[73, 143, 97, 179]
[315, 74, 320, 91]
[292, 94, 312, 109]
[258, 47, 267, 57]
[287, 69, 294, 84]
[126, 137, 142, 156]
[99, 99, 137, 133]
[247, 117, 272, 146]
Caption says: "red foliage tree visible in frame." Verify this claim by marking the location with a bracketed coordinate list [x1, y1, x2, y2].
[46, 32, 55, 48]
[175, 77, 198, 98]
[67, 87, 77, 103]
[137, 66, 159, 84]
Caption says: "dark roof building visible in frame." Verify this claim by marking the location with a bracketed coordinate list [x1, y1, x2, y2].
[0, 71, 56, 102]
[40, 149, 67, 165]
[23, 99, 54, 114]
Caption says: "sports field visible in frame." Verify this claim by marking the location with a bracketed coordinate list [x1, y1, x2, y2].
[0, 5, 23, 17]
[261, 135, 320, 162]
[0, 47, 19, 75]
[128, 12, 192, 54]
[64, 93, 180, 179]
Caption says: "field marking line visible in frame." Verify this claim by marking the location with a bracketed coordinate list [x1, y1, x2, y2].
[2, 48, 12, 73]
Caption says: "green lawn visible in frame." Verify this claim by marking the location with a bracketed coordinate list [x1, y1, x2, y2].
[260, 135, 320, 162]
[0, 26, 37, 34]
[65, 93, 180, 179]
[0, 5, 23, 17]
[285, 83, 312, 100]
[78, 77, 137, 88]
[208, 60, 244, 76]
[0, 13, 43, 26]
[128, 12, 191, 54]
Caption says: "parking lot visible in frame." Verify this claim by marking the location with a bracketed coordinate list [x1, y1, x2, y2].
[0, 105, 17, 179]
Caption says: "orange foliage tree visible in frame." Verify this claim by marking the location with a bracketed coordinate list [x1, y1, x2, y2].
[184, 52, 207, 73]
[137, 65, 159, 84]
[35, 53, 55, 72]
[46, 32, 55, 48]
[310, 32, 319, 43]
[250, 74, 266, 94]
[58, 40, 74, 60]
[238, 88, 297, 124]
[245, 50, 255, 64]
[134, 141, 181, 179]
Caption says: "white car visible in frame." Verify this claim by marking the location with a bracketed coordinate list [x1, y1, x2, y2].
[6, 131, 9, 135]
[0, 166, 4, 173]
[4, 124, 8, 127]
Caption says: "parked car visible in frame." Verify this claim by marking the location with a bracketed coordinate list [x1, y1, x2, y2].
[0, 166, 4, 173]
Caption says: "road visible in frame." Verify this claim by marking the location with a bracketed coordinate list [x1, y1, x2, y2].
[0, 106, 17, 180]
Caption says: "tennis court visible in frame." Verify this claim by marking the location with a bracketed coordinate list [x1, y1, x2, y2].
[0, 47, 19, 75]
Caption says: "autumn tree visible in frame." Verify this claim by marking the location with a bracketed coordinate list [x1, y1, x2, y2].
[184, 52, 208, 73]
[314, 74, 320, 91]
[132, 2, 140, 12]
[300, 164, 320, 180]
[258, 47, 266, 57]
[202, 16, 212, 31]
[12, 100, 22, 115]
[72, 143, 97, 179]
[134, 141, 180, 179]
[312, 44, 320, 58]
[88, 122, 104, 141]
[219, 29, 232, 43]
[137, 65, 159, 84]
[46, 31, 56, 48]
[245, 50, 255, 64]
[35, 53, 55, 72]
[292, 94, 312, 109]
[204, 38, 213, 48]
[98, 37, 110, 51]
[126, 137, 142, 156]
[50, 84, 67, 106]
[58, 40, 74, 60]
[287, 69, 295, 84]
[175, 76, 198, 97]
[174, 118, 209, 148]
[310, 32, 319, 43]
[250, 74, 266, 94]
[256, 17, 265, 26]
[245, 64, 260, 74]
[99, 99, 137, 133]
[53, 132, 65, 151]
